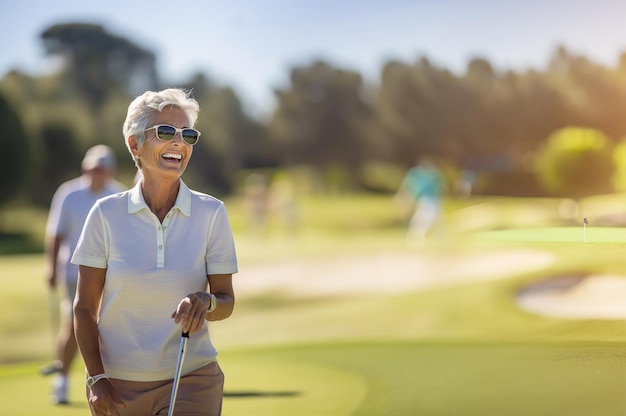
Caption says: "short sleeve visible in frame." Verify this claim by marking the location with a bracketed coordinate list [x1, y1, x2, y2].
[71, 202, 109, 269]
[46, 185, 71, 237]
[205, 203, 238, 275]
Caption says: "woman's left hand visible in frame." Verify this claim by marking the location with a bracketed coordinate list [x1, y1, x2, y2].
[171, 292, 210, 335]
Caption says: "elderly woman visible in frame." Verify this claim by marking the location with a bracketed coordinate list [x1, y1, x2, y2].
[72, 88, 238, 416]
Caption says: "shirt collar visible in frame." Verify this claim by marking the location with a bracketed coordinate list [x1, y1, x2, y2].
[128, 178, 191, 217]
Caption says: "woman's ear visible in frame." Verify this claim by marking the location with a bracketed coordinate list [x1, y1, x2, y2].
[128, 136, 140, 154]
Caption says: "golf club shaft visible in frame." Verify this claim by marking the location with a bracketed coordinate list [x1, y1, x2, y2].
[48, 288, 59, 345]
[168, 331, 189, 416]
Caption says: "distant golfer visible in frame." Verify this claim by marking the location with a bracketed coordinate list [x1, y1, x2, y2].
[396, 156, 444, 248]
[72, 88, 238, 416]
[42, 144, 125, 404]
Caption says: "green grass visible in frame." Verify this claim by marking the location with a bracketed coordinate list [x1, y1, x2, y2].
[477, 226, 626, 243]
[0, 203, 48, 254]
[6, 342, 626, 416]
[220, 341, 626, 416]
[3, 193, 626, 414]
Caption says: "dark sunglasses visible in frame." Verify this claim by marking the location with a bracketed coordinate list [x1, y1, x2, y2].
[144, 124, 201, 145]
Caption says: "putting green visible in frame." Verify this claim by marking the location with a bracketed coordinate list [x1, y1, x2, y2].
[220, 342, 626, 416]
[221, 352, 366, 416]
[476, 226, 626, 243]
[0, 355, 367, 416]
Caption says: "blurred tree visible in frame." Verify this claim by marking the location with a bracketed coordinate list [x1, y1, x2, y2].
[535, 127, 614, 197]
[269, 60, 373, 188]
[29, 122, 84, 207]
[40, 22, 158, 143]
[466, 57, 496, 85]
[375, 53, 585, 197]
[461, 57, 578, 170]
[181, 72, 213, 101]
[552, 47, 626, 140]
[5, 34, 626, 199]
[0, 92, 31, 207]
[497, 69, 573, 155]
[456, 57, 499, 160]
[376, 57, 476, 167]
[181, 75, 269, 195]
[375, 60, 425, 165]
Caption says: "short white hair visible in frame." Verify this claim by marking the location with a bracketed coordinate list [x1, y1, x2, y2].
[122, 88, 200, 166]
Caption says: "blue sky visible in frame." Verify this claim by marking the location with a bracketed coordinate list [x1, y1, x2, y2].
[2, 0, 626, 115]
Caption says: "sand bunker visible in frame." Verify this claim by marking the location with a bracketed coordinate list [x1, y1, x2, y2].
[235, 249, 554, 297]
[236, 247, 626, 320]
[518, 274, 626, 320]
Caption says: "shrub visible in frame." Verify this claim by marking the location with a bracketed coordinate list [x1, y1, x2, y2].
[612, 140, 626, 192]
[534, 127, 614, 198]
[360, 162, 405, 193]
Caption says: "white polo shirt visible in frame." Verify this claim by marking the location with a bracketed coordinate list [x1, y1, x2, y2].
[71, 179, 238, 381]
[46, 176, 125, 283]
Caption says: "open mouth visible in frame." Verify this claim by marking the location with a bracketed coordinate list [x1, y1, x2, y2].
[162, 153, 183, 162]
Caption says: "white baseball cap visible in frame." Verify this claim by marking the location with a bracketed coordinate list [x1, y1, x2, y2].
[82, 145, 116, 171]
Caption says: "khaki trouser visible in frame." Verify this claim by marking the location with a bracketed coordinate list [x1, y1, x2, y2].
[88, 361, 224, 416]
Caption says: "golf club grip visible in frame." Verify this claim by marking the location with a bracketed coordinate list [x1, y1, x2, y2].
[182, 331, 189, 338]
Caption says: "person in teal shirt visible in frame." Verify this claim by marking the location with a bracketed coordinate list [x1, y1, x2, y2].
[397, 156, 444, 247]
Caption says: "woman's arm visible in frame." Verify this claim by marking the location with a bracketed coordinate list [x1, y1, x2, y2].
[74, 265, 126, 414]
[73, 265, 106, 376]
[207, 273, 235, 321]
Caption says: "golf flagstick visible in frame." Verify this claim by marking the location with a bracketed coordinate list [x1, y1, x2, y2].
[583, 217, 588, 242]
[168, 331, 189, 416]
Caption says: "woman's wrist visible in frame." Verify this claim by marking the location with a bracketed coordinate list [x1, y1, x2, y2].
[196, 291, 217, 312]
[86, 373, 108, 388]
[207, 292, 217, 312]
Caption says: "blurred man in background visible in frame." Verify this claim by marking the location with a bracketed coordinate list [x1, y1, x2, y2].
[396, 156, 445, 248]
[41, 145, 125, 404]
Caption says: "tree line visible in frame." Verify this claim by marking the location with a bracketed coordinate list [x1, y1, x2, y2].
[2, 22, 626, 209]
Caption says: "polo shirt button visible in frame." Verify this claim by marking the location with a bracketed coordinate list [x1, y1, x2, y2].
[158, 245, 163, 249]
[158, 226, 161, 230]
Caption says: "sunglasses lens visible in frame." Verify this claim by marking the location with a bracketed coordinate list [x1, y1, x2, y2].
[151, 125, 199, 145]
[182, 129, 199, 145]
[156, 125, 176, 141]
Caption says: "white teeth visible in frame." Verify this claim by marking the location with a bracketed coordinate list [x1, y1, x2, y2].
[162, 153, 182, 160]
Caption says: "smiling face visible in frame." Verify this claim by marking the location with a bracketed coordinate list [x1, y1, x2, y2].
[130, 106, 193, 182]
